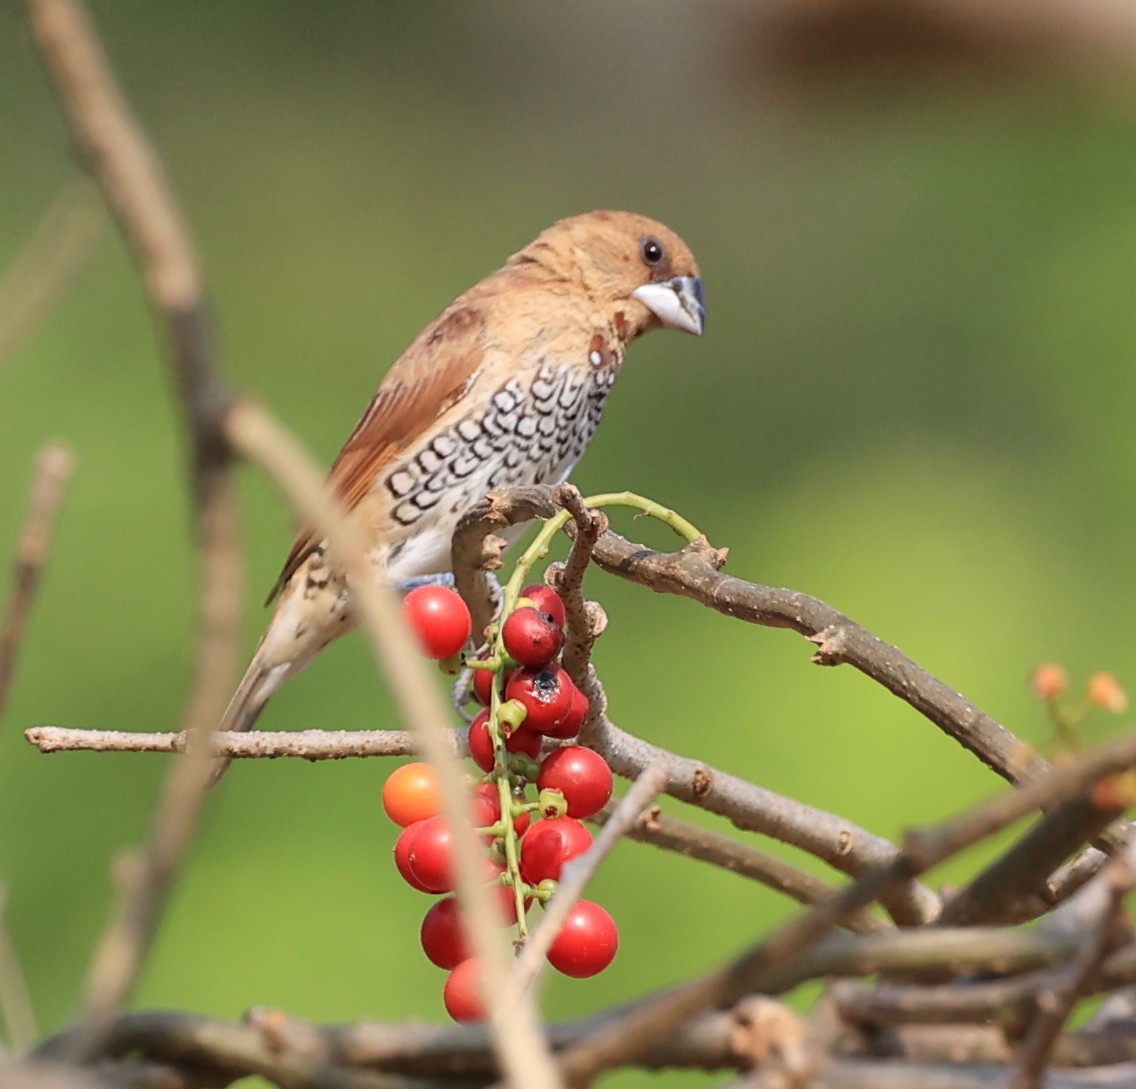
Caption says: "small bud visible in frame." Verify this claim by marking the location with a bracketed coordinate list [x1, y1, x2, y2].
[1087, 671, 1128, 714]
[1030, 663, 1067, 701]
[497, 699, 528, 732]
[437, 652, 464, 676]
[537, 787, 569, 820]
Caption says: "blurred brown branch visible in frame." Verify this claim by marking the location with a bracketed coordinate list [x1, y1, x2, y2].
[22, 0, 243, 1051]
[0, 444, 74, 729]
[0, 180, 105, 371]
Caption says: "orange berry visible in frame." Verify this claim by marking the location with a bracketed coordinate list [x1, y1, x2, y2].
[382, 762, 443, 827]
[1090, 771, 1136, 811]
[1087, 671, 1128, 714]
[1030, 663, 1067, 701]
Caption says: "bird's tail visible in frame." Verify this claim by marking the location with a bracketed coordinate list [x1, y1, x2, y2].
[208, 652, 286, 786]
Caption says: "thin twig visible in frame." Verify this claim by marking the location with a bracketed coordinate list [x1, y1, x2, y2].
[0, 179, 105, 370]
[939, 793, 1127, 927]
[551, 486, 606, 687]
[24, 726, 443, 759]
[1009, 842, 1136, 1089]
[224, 399, 561, 1089]
[597, 803, 889, 932]
[0, 887, 39, 1053]
[512, 759, 669, 992]
[581, 678, 939, 926]
[0, 443, 74, 727]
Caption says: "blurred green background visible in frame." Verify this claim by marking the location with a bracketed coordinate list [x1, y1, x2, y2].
[3, 2, 1136, 1085]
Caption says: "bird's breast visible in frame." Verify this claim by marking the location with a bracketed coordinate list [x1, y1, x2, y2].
[377, 351, 620, 554]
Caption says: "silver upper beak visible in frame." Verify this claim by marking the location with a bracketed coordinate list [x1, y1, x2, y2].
[632, 275, 706, 336]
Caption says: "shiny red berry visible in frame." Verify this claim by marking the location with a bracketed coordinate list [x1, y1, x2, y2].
[547, 900, 618, 978]
[393, 825, 432, 892]
[420, 897, 469, 969]
[519, 817, 592, 884]
[404, 816, 456, 893]
[544, 680, 589, 740]
[468, 653, 497, 706]
[403, 586, 472, 659]
[505, 667, 574, 734]
[520, 584, 567, 629]
[502, 606, 564, 669]
[444, 959, 486, 1021]
[537, 746, 613, 818]
[468, 711, 544, 773]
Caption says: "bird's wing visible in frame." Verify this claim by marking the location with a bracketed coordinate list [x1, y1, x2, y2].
[267, 302, 487, 602]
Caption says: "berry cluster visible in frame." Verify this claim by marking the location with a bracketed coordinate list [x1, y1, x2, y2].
[388, 583, 619, 1020]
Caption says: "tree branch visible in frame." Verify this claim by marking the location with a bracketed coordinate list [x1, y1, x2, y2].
[23, 0, 246, 1051]
[0, 179, 105, 371]
[0, 444, 74, 728]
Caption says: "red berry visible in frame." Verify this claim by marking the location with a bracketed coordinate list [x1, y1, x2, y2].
[405, 816, 456, 893]
[519, 817, 592, 884]
[469, 788, 499, 832]
[502, 606, 564, 669]
[471, 664, 496, 706]
[507, 727, 543, 760]
[393, 825, 432, 892]
[537, 747, 613, 818]
[467, 710, 495, 772]
[547, 901, 618, 978]
[544, 680, 589, 740]
[444, 959, 487, 1021]
[505, 667, 574, 734]
[403, 586, 472, 660]
[520, 584, 567, 629]
[421, 897, 470, 969]
[468, 712, 545, 773]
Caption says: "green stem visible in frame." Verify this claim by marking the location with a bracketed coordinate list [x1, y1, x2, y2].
[488, 680, 528, 941]
[484, 491, 701, 944]
[499, 490, 702, 625]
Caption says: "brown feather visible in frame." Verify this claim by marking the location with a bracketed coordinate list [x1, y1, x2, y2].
[267, 303, 487, 601]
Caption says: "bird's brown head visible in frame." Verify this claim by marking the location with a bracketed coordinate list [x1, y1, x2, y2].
[511, 211, 705, 339]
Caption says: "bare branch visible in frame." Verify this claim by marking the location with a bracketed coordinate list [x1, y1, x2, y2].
[0, 179, 105, 371]
[551, 486, 606, 686]
[25, 726, 445, 760]
[582, 688, 939, 926]
[940, 794, 1127, 927]
[597, 802, 889, 933]
[1009, 843, 1136, 1089]
[0, 443, 74, 728]
[0, 886, 39, 1053]
[454, 485, 1043, 785]
[22, 0, 245, 1048]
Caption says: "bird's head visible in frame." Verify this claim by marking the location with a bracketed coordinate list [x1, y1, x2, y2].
[511, 211, 705, 339]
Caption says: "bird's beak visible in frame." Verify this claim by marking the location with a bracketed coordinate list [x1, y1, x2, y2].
[633, 275, 706, 336]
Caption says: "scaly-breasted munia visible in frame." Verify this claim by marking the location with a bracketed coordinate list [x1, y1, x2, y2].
[218, 210, 705, 764]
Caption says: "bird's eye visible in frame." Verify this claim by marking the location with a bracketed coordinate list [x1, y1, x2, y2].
[640, 236, 665, 268]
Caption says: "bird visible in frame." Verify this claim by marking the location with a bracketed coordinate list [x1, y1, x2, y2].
[215, 210, 705, 775]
